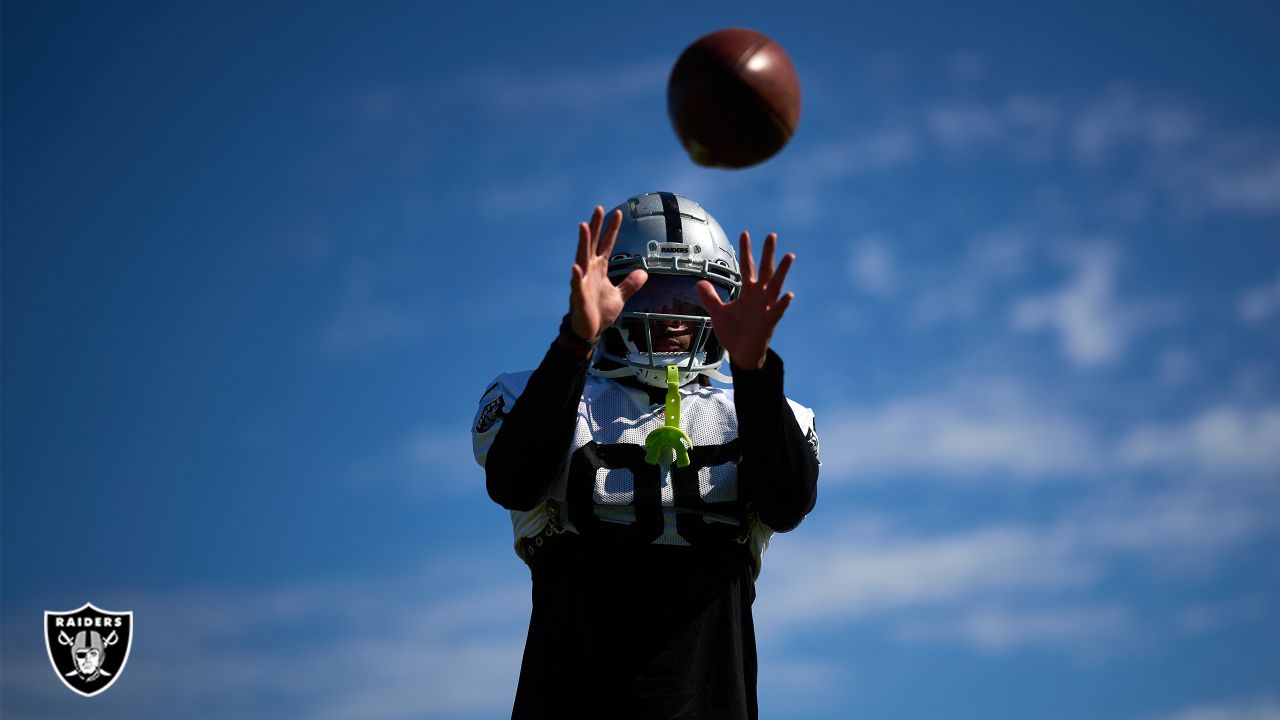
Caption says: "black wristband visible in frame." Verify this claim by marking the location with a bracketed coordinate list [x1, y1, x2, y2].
[558, 313, 598, 351]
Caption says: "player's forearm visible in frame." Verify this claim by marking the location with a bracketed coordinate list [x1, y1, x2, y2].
[731, 349, 819, 532]
[485, 335, 591, 511]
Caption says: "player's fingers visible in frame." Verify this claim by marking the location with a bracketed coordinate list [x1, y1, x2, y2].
[616, 269, 649, 302]
[696, 280, 727, 316]
[588, 205, 604, 252]
[768, 253, 795, 300]
[739, 231, 756, 283]
[759, 233, 777, 285]
[576, 222, 591, 270]
[598, 209, 624, 258]
[766, 292, 794, 327]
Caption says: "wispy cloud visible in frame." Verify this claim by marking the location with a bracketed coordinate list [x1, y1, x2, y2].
[755, 477, 1278, 653]
[848, 237, 898, 298]
[816, 380, 1101, 482]
[3, 560, 529, 719]
[835, 79, 1280, 224]
[818, 370, 1280, 485]
[808, 127, 920, 177]
[463, 60, 666, 115]
[1175, 595, 1271, 636]
[1118, 405, 1280, 478]
[1149, 696, 1280, 720]
[925, 94, 1063, 162]
[1072, 85, 1199, 165]
[759, 521, 1094, 629]
[1238, 270, 1280, 323]
[910, 225, 1029, 326]
[777, 127, 919, 224]
[1201, 141, 1280, 215]
[1010, 245, 1160, 367]
[894, 604, 1131, 654]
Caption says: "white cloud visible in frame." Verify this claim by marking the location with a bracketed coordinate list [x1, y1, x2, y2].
[818, 371, 1279, 486]
[777, 127, 918, 224]
[911, 226, 1029, 325]
[1205, 150, 1280, 215]
[753, 475, 1278, 652]
[925, 95, 1063, 161]
[848, 238, 897, 297]
[908, 84, 1280, 224]
[824, 127, 920, 175]
[1238, 270, 1280, 323]
[1118, 405, 1280, 477]
[1151, 697, 1280, 720]
[1068, 87, 1280, 218]
[1176, 595, 1269, 636]
[464, 60, 665, 115]
[1064, 485, 1278, 571]
[894, 604, 1130, 654]
[1011, 246, 1134, 367]
[817, 380, 1100, 482]
[759, 520, 1096, 629]
[1072, 85, 1198, 165]
[927, 102, 1004, 152]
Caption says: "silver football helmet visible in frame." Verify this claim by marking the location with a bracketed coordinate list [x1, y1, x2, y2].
[591, 192, 742, 388]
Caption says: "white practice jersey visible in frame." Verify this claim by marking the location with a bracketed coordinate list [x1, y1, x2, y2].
[473, 372, 818, 573]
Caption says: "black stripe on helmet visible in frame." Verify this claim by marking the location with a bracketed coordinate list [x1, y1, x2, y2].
[657, 191, 684, 244]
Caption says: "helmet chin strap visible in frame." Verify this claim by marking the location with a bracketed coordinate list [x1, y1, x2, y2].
[587, 320, 734, 387]
[586, 351, 735, 386]
[701, 357, 734, 384]
[644, 365, 692, 467]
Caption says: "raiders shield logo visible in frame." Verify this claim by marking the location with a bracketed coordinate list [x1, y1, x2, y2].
[475, 394, 506, 433]
[45, 602, 133, 697]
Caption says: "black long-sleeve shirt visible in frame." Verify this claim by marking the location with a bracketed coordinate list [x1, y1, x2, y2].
[472, 340, 819, 720]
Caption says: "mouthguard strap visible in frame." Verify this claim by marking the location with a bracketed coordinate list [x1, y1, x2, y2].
[644, 365, 692, 467]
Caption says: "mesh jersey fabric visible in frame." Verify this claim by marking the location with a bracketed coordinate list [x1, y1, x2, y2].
[472, 368, 818, 574]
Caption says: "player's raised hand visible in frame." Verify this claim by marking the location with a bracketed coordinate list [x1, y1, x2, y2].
[696, 231, 794, 371]
[569, 205, 648, 341]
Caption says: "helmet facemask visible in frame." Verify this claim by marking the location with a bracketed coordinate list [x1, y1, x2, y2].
[598, 274, 734, 388]
[589, 192, 742, 389]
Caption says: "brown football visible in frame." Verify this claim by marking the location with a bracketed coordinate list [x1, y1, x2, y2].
[667, 28, 802, 169]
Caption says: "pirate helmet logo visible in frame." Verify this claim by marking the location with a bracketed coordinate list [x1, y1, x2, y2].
[44, 602, 133, 697]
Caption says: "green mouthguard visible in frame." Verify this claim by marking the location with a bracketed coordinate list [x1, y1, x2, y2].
[644, 365, 692, 467]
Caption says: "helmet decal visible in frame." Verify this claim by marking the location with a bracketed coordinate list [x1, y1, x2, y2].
[657, 191, 685, 244]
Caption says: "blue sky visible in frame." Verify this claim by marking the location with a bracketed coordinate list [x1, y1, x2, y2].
[3, 1, 1279, 718]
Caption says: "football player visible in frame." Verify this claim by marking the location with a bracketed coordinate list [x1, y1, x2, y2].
[473, 192, 819, 719]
